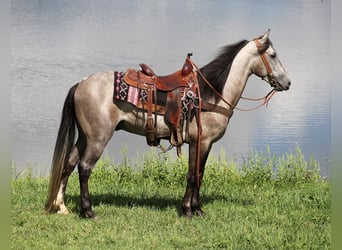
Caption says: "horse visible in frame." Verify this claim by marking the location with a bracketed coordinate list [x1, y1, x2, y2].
[45, 29, 291, 218]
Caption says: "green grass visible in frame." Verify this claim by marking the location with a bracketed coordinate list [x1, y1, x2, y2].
[11, 146, 330, 249]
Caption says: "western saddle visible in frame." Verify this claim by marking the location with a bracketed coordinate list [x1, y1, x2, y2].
[123, 53, 199, 154]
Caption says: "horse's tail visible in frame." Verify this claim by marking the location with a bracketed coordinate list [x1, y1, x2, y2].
[45, 83, 78, 213]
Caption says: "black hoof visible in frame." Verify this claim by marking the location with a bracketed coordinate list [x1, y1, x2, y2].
[79, 209, 97, 219]
[181, 207, 193, 218]
[193, 208, 205, 217]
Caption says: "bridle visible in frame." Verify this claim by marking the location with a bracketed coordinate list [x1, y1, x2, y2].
[254, 38, 278, 88]
[191, 38, 278, 113]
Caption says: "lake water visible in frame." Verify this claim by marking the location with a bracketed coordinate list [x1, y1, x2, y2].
[11, 0, 331, 176]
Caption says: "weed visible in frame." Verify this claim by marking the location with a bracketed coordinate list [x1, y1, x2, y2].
[11, 146, 330, 249]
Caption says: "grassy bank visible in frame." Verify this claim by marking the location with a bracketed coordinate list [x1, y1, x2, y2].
[11, 146, 330, 249]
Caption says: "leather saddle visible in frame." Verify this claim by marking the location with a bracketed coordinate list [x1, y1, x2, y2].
[122, 53, 198, 152]
[124, 53, 194, 91]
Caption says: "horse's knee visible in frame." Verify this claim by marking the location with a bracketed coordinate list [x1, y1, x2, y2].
[78, 164, 91, 178]
[186, 173, 196, 185]
[78, 159, 93, 178]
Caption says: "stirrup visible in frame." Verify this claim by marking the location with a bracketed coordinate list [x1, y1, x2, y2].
[157, 144, 174, 155]
[170, 128, 183, 146]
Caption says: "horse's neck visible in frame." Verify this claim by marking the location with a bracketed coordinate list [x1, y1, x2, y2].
[220, 43, 254, 108]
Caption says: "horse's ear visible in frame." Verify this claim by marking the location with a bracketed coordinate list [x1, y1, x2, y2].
[259, 28, 271, 44]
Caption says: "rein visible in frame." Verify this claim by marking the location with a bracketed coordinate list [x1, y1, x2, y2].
[191, 59, 277, 113]
[239, 89, 277, 111]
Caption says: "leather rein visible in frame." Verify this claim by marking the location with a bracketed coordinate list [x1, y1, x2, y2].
[190, 39, 277, 115]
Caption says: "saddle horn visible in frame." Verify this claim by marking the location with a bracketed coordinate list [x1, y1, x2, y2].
[182, 53, 193, 76]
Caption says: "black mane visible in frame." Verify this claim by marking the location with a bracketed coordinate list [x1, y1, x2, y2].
[198, 40, 249, 102]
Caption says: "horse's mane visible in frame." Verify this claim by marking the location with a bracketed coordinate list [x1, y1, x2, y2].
[198, 40, 249, 102]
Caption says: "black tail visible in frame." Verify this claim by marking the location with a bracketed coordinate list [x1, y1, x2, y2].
[45, 83, 78, 212]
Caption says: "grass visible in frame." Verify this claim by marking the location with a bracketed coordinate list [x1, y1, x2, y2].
[11, 146, 330, 249]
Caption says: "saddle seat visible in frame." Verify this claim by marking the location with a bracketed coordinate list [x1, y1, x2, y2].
[124, 54, 194, 91]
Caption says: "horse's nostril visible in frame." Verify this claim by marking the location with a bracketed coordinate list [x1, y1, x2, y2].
[288, 81, 291, 87]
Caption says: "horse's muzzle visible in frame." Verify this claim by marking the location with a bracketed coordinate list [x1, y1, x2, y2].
[273, 80, 291, 91]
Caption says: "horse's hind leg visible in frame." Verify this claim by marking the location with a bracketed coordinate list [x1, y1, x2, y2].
[54, 145, 79, 214]
[54, 139, 85, 214]
[77, 141, 106, 219]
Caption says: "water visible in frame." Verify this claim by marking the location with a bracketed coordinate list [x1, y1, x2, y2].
[11, 0, 331, 176]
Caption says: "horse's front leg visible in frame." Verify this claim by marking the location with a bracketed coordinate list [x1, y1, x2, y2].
[182, 141, 211, 217]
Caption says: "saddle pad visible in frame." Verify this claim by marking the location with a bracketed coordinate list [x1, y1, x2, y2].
[113, 71, 167, 108]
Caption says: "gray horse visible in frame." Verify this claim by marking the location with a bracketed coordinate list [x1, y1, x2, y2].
[45, 30, 291, 218]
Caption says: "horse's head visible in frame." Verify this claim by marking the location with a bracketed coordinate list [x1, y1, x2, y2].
[252, 29, 291, 91]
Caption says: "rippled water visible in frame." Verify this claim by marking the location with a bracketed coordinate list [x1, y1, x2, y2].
[11, 0, 331, 176]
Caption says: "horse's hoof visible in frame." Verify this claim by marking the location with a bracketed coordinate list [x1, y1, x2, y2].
[56, 204, 70, 215]
[193, 208, 205, 217]
[89, 214, 97, 220]
[57, 209, 70, 215]
[181, 207, 193, 218]
[79, 209, 96, 219]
